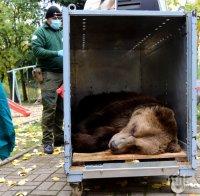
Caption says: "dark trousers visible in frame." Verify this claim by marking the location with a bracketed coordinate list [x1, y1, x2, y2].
[40, 72, 63, 144]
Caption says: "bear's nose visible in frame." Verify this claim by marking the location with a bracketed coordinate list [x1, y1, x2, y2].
[110, 141, 118, 151]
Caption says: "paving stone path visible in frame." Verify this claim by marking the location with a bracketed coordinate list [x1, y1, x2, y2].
[1, 147, 200, 196]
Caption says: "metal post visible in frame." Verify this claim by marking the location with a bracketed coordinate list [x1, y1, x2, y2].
[63, 7, 72, 174]
[115, 0, 117, 10]
[191, 13, 197, 169]
[12, 71, 15, 102]
[7, 65, 36, 103]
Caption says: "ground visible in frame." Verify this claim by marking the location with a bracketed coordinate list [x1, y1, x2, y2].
[11, 104, 42, 156]
[1, 104, 200, 195]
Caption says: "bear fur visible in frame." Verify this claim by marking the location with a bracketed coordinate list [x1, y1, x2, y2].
[72, 92, 181, 154]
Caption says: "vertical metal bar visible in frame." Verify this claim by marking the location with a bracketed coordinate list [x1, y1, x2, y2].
[186, 12, 197, 169]
[63, 7, 72, 175]
[186, 13, 191, 166]
[191, 12, 197, 169]
[115, 0, 118, 10]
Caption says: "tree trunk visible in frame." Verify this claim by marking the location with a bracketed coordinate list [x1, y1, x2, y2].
[20, 70, 28, 101]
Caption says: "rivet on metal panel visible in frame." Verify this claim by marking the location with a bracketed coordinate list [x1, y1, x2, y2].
[64, 141, 70, 145]
[68, 4, 76, 11]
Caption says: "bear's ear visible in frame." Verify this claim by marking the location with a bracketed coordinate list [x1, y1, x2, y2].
[154, 106, 177, 131]
[155, 106, 174, 120]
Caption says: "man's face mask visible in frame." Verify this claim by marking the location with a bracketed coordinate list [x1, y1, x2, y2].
[50, 19, 62, 30]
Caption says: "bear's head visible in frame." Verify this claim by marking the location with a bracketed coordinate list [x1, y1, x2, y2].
[109, 106, 177, 154]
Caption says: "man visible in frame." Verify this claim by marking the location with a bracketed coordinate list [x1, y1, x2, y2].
[31, 6, 63, 154]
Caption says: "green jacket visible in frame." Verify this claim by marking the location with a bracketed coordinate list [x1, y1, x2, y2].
[31, 22, 63, 72]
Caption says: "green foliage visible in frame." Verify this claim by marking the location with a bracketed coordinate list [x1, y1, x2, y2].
[166, 0, 179, 9]
[166, 0, 200, 79]
[55, 0, 84, 8]
[0, 0, 41, 78]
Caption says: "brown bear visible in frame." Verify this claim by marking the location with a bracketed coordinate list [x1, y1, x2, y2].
[72, 92, 181, 154]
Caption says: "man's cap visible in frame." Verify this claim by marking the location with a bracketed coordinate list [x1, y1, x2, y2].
[45, 6, 61, 19]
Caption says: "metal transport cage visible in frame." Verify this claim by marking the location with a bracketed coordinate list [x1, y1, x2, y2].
[63, 6, 197, 194]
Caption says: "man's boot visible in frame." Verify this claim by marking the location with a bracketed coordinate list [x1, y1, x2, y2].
[43, 143, 54, 154]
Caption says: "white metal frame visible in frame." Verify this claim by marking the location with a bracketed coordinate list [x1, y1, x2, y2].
[7, 65, 36, 104]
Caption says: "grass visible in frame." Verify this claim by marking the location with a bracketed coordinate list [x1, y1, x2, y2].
[11, 122, 42, 156]
[3, 82, 40, 103]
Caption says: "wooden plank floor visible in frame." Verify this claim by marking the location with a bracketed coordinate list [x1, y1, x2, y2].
[73, 150, 186, 163]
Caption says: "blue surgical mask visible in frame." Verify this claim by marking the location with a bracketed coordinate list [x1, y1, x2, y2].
[50, 19, 62, 30]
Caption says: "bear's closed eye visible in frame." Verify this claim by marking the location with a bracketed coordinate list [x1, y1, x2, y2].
[131, 124, 137, 135]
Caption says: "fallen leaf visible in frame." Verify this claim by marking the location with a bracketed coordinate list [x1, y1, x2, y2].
[33, 149, 38, 153]
[22, 153, 32, 160]
[152, 183, 162, 189]
[53, 147, 64, 155]
[31, 165, 37, 169]
[162, 181, 170, 186]
[18, 179, 28, 186]
[32, 138, 40, 142]
[18, 167, 33, 177]
[36, 152, 43, 156]
[15, 192, 28, 196]
[18, 168, 27, 177]
[132, 160, 140, 164]
[7, 180, 17, 186]
[152, 181, 170, 189]
[53, 148, 61, 155]
[52, 176, 60, 181]
[56, 160, 64, 168]
[33, 149, 43, 156]
[0, 177, 6, 183]
[12, 159, 21, 166]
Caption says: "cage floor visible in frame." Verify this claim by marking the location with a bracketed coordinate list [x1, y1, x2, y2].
[73, 150, 186, 163]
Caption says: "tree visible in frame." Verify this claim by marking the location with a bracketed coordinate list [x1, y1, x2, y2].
[0, 0, 41, 101]
[166, 1, 200, 48]
[55, 0, 85, 8]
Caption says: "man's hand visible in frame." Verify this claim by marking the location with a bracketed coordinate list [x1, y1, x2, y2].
[58, 50, 63, 57]
[32, 68, 43, 83]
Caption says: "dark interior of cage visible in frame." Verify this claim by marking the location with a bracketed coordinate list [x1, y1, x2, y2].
[70, 15, 187, 162]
